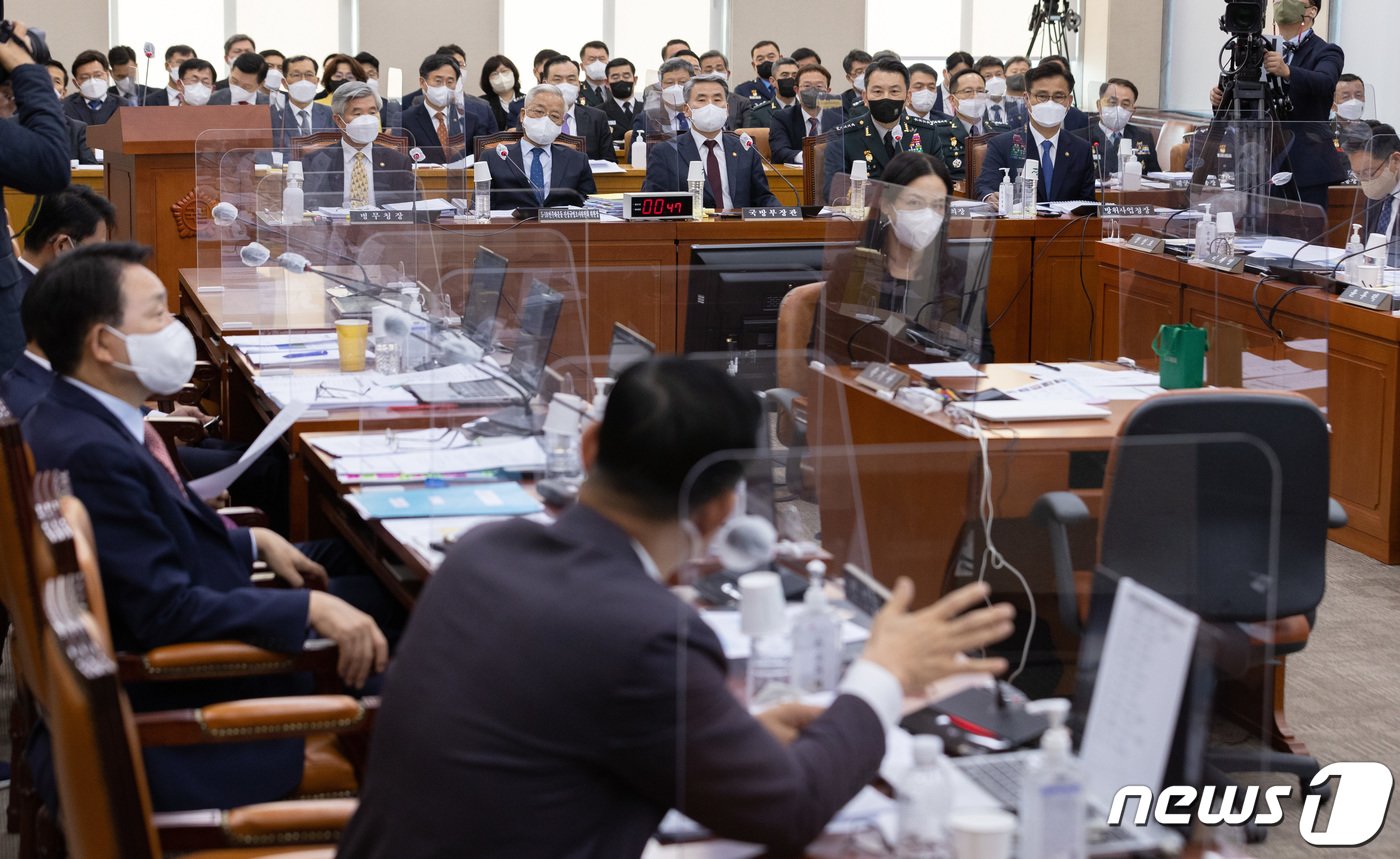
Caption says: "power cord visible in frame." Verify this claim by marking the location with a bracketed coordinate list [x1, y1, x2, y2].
[1077, 213, 1096, 359]
[988, 213, 1094, 331]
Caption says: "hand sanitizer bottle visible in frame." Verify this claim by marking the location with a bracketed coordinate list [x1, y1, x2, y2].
[1194, 204, 1216, 261]
[282, 162, 304, 225]
[1122, 155, 1143, 192]
[1019, 699, 1087, 859]
[1345, 223, 1365, 283]
[897, 735, 955, 859]
[998, 168, 1014, 217]
[631, 130, 646, 168]
[791, 561, 842, 694]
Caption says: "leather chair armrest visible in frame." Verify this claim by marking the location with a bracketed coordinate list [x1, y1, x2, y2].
[154, 799, 356, 852]
[135, 695, 379, 747]
[1031, 491, 1093, 632]
[220, 506, 270, 529]
[117, 639, 339, 684]
[1328, 498, 1348, 530]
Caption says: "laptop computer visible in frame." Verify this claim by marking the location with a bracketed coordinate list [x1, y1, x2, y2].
[461, 246, 509, 351]
[607, 323, 656, 379]
[948, 578, 1196, 856]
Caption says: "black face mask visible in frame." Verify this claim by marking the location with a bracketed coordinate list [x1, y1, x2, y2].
[756, 61, 774, 80]
[799, 89, 822, 110]
[867, 97, 904, 124]
[326, 79, 347, 93]
[776, 78, 797, 99]
[610, 80, 634, 100]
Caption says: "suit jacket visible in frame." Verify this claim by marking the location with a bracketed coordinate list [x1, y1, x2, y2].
[735, 78, 772, 103]
[1280, 31, 1347, 189]
[768, 103, 843, 164]
[566, 104, 616, 162]
[23, 379, 309, 811]
[726, 92, 749, 132]
[0, 67, 70, 373]
[208, 88, 271, 106]
[1078, 122, 1162, 179]
[644, 132, 780, 209]
[482, 92, 521, 132]
[400, 101, 473, 164]
[380, 98, 402, 131]
[303, 143, 418, 209]
[484, 141, 597, 209]
[741, 97, 797, 130]
[601, 97, 642, 142]
[62, 92, 120, 126]
[580, 81, 609, 109]
[985, 98, 1026, 129]
[335, 504, 884, 859]
[107, 82, 157, 107]
[841, 88, 862, 114]
[461, 93, 500, 136]
[0, 351, 47, 417]
[822, 112, 951, 200]
[271, 101, 335, 153]
[68, 117, 98, 164]
[974, 127, 1096, 203]
[143, 88, 174, 106]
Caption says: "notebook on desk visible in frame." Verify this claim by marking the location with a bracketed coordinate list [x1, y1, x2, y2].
[955, 400, 1111, 422]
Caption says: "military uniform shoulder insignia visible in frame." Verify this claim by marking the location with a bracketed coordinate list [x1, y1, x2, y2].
[833, 118, 862, 133]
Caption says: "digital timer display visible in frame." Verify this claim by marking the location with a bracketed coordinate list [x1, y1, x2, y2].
[622, 192, 696, 221]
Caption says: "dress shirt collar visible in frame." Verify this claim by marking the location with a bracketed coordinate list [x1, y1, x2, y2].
[23, 351, 50, 371]
[690, 127, 724, 152]
[342, 136, 372, 158]
[16, 256, 38, 276]
[166, 85, 181, 105]
[64, 376, 144, 443]
[1098, 122, 1121, 141]
[1031, 125, 1061, 151]
[630, 539, 662, 582]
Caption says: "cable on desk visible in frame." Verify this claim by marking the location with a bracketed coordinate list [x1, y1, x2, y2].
[1250, 274, 1284, 340]
[1077, 214, 1096, 360]
[1265, 283, 1328, 343]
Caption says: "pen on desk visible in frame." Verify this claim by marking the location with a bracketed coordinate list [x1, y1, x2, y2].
[1034, 360, 1061, 372]
[281, 350, 328, 360]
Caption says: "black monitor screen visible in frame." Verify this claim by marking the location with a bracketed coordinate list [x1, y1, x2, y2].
[608, 323, 656, 378]
[463, 246, 508, 349]
[508, 279, 564, 394]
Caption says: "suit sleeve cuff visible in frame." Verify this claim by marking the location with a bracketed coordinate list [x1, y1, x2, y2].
[839, 658, 904, 733]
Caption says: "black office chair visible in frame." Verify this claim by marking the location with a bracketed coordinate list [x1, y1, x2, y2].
[1033, 390, 1345, 826]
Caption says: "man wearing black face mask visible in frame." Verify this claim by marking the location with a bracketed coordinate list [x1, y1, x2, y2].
[769, 64, 844, 165]
[740, 56, 799, 128]
[601, 58, 641, 142]
[823, 58, 947, 202]
[735, 40, 780, 104]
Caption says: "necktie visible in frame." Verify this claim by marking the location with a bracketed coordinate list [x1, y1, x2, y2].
[297, 109, 310, 135]
[623, 103, 633, 125]
[971, 124, 981, 137]
[884, 131, 897, 154]
[1379, 196, 1395, 238]
[991, 104, 1004, 124]
[1108, 132, 1121, 156]
[1040, 139, 1055, 198]
[530, 147, 546, 205]
[562, 114, 572, 136]
[88, 99, 103, 111]
[142, 422, 188, 500]
[676, 112, 689, 133]
[704, 139, 723, 208]
[808, 117, 819, 137]
[434, 111, 449, 150]
[350, 151, 369, 208]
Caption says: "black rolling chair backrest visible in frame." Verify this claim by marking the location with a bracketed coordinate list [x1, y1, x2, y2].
[1097, 391, 1329, 622]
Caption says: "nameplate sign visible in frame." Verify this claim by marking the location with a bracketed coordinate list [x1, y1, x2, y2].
[348, 209, 440, 224]
[742, 206, 803, 221]
[1102, 204, 1154, 218]
[538, 208, 602, 222]
[1339, 284, 1398, 311]
[1169, 178, 1192, 190]
[1197, 251, 1245, 273]
[1127, 233, 1166, 254]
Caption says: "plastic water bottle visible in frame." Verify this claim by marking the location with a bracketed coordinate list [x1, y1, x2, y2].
[1346, 223, 1365, 283]
[740, 572, 796, 708]
[1019, 699, 1087, 859]
[849, 160, 868, 217]
[473, 160, 492, 221]
[791, 561, 843, 694]
[687, 160, 705, 219]
[1018, 158, 1040, 219]
[896, 735, 954, 858]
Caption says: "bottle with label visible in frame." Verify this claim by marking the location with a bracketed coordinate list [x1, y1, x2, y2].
[1122, 156, 1143, 192]
[998, 168, 1014, 217]
[850, 160, 869, 217]
[791, 561, 843, 694]
[1019, 699, 1087, 859]
[1018, 158, 1040, 219]
[1345, 223, 1365, 283]
[473, 160, 492, 221]
[896, 735, 954, 859]
[1194, 204, 1216, 261]
[687, 160, 705, 220]
[740, 572, 797, 708]
[282, 162, 304, 225]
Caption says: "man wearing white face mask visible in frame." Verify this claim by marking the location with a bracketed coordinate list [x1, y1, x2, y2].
[975, 64, 1094, 206]
[105, 45, 153, 107]
[172, 59, 216, 108]
[579, 40, 611, 108]
[1343, 123, 1400, 265]
[1078, 78, 1160, 180]
[304, 82, 416, 209]
[633, 57, 695, 140]
[271, 55, 333, 151]
[401, 54, 477, 164]
[63, 50, 120, 126]
[841, 50, 872, 115]
[487, 85, 597, 210]
[540, 55, 616, 162]
[353, 52, 401, 130]
[142, 45, 196, 106]
[643, 74, 780, 209]
[1332, 73, 1366, 122]
[209, 52, 270, 106]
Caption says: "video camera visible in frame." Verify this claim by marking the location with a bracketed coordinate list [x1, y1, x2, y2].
[0, 0, 51, 86]
[1220, 0, 1267, 36]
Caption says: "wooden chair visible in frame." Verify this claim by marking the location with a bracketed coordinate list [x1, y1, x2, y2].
[766, 282, 824, 501]
[964, 133, 996, 198]
[289, 131, 411, 163]
[801, 132, 831, 206]
[472, 130, 586, 163]
[621, 130, 634, 165]
[736, 127, 772, 161]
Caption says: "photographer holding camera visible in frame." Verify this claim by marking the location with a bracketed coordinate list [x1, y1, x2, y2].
[0, 19, 71, 373]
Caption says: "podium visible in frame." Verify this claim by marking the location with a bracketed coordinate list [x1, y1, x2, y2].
[88, 106, 273, 309]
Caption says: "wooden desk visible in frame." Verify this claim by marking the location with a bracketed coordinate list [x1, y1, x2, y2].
[3, 166, 104, 237]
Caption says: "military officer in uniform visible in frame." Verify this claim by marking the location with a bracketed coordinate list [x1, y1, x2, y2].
[740, 57, 799, 128]
[1079, 78, 1161, 180]
[822, 59, 949, 202]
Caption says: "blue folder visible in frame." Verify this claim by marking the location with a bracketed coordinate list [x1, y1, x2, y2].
[350, 482, 544, 519]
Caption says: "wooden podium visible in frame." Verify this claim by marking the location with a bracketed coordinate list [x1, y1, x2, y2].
[88, 106, 273, 309]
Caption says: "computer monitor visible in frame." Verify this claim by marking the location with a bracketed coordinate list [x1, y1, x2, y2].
[607, 323, 656, 379]
[462, 246, 509, 350]
[507, 279, 564, 395]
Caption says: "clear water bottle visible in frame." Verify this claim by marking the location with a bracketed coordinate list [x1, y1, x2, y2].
[850, 160, 869, 217]
[791, 561, 842, 694]
[687, 160, 705, 220]
[544, 431, 582, 480]
[740, 572, 796, 708]
[896, 735, 954, 858]
[473, 160, 492, 221]
[1018, 158, 1040, 219]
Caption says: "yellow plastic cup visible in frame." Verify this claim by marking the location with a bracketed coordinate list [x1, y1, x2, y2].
[335, 319, 370, 372]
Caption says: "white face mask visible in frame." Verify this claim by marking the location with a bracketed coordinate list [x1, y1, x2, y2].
[424, 84, 452, 108]
[1336, 99, 1365, 121]
[986, 76, 1008, 99]
[1360, 160, 1399, 201]
[115, 76, 136, 95]
[584, 60, 607, 81]
[79, 78, 108, 101]
[182, 83, 212, 106]
[957, 96, 989, 120]
[853, 72, 866, 92]
[365, 77, 380, 97]
[489, 71, 515, 94]
[892, 207, 945, 252]
[662, 84, 686, 108]
[1029, 100, 1068, 128]
[168, 65, 181, 83]
[689, 102, 727, 133]
[105, 322, 196, 396]
[343, 114, 380, 145]
[909, 89, 937, 113]
[522, 114, 562, 146]
[264, 68, 284, 92]
[453, 77, 465, 95]
[554, 82, 580, 105]
[229, 83, 256, 104]
[1099, 105, 1132, 132]
[706, 70, 730, 82]
[288, 79, 318, 104]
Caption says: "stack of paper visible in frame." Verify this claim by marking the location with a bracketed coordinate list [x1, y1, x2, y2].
[333, 437, 547, 483]
[254, 363, 493, 410]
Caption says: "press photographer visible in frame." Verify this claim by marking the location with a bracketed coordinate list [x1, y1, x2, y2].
[0, 16, 70, 372]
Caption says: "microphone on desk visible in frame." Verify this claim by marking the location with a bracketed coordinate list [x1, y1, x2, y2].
[409, 146, 426, 164]
[710, 515, 778, 572]
[141, 41, 154, 107]
[722, 130, 803, 207]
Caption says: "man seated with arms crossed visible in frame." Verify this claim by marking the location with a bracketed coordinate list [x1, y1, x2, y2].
[483, 84, 597, 209]
[21, 243, 396, 812]
[304, 81, 417, 209]
[643, 74, 781, 210]
[976, 63, 1095, 207]
[337, 357, 1015, 858]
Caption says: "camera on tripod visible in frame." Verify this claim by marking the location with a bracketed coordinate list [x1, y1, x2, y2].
[1220, 0, 1267, 36]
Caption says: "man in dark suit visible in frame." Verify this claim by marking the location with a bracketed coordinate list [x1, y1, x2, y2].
[208, 52, 270, 105]
[696, 50, 750, 131]
[336, 357, 1014, 859]
[823, 59, 950, 201]
[631, 58, 694, 141]
[64, 49, 120, 126]
[13, 186, 114, 304]
[644, 75, 780, 209]
[485, 85, 597, 209]
[1080, 78, 1161, 180]
[736, 40, 781, 104]
[976, 63, 1096, 206]
[1342, 122, 1400, 265]
[400, 54, 478, 164]
[1035, 57, 1088, 132]
[600, 58, 642, 142]
[540, 55, 616, 162]
[21, 243, 394, 811]
[303, 82, 417, 209]
[579, 40, 611, 108]
[928, 51, 974, 118]
[272, 55, 334, 153]
[138, 46, 196, 106]
[769, 64, 844, 165]
[213, 33, 256, 92]
[0, 30, 71, 374]
[105, 45, 155, 107]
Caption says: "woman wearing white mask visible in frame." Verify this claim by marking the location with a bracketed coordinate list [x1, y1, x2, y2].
[303, 82, 417, 210]
[479, 55, 524, 132]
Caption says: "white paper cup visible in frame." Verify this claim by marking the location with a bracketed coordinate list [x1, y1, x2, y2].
[947, 808, 1016, 859]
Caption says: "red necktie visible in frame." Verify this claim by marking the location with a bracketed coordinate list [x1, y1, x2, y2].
[808, 117, 819, 137]
[143, 422, 189, 500]
[704, 139, 723, 208]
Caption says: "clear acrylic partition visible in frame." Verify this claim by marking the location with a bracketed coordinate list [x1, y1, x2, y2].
[662, 415, 1288, 853]
[814, 178, 998, 373]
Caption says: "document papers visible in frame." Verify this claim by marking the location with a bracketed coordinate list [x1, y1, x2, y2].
[186, 401, 309, 498]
